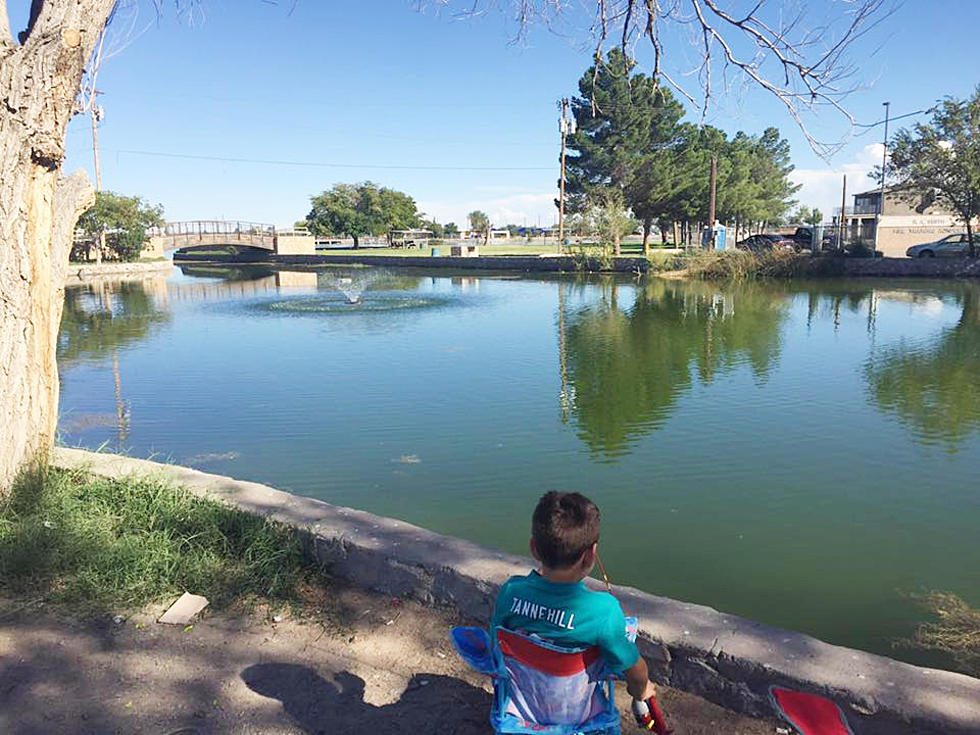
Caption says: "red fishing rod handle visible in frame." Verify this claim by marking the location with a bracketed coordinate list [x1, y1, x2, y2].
[631, 695, 672, 734]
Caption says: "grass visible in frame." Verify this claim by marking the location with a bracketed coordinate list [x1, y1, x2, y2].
[903, 592, 980, 677]
[681, 248, 845, 280]
[0, 466, 321, 615]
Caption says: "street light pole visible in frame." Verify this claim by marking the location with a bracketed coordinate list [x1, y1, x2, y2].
[874, 101, 891, 255]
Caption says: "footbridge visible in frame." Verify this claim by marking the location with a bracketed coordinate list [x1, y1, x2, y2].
[156, 221, 277, 251]
[154, 221, 315, 257]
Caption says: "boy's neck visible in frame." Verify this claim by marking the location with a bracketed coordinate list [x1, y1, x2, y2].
[538, 565, 587, 584]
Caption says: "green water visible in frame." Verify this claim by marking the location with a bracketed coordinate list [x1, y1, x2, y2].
[58, 267, 980, 668]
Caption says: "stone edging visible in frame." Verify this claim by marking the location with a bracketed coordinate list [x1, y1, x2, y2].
[843, 257, 980, 278]
[173, 252, 652, 273]
[51, 448, 980, 734]
[65, 261, 174, 281]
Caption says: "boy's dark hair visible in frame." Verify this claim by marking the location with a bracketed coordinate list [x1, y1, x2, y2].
[532, 491, 600, 569]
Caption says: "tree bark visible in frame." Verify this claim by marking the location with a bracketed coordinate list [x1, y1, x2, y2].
[1, 0, 113, 492]
[641, 219, 651, 255]
[967, 194, 975, 258]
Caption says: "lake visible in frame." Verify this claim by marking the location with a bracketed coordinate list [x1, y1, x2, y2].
[58, 265, 980, 668]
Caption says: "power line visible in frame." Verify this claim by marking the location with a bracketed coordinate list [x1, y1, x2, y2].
[106, 148, 555, 171]
[854, 108, 931, 129]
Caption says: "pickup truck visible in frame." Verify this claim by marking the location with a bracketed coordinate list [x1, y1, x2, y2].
[790, 227, 837, 250]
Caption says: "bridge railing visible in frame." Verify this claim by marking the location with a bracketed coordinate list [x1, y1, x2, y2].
[154, 220, 279, 252]
[151, 220, 277, 237]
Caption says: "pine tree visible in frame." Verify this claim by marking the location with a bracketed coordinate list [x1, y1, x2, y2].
[566, 49, 684, 254]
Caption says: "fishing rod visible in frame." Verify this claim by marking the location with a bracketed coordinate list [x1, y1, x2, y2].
[595, 553, 672, 734]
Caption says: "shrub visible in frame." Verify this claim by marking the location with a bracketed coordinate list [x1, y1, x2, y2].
[682, 249, 844, 280]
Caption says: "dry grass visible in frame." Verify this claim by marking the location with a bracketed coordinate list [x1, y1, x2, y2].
[682, 249, 845, 280]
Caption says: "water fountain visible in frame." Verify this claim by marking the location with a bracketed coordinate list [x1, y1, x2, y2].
[256, 267, 450, 315]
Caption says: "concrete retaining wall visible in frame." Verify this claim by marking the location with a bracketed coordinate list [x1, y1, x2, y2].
[274, 234, 317, 256]
[65, 261, 174, 281]
[843, 257, 980, 278]
[51, 448, 980, 734]
[173, 252, 651, 274]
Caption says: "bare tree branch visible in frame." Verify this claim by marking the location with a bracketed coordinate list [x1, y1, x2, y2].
[426, 0, 892, 158]
[17, 0, 43, 43]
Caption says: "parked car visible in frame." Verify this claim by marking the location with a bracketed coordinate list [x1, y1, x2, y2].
[791, 227, 839, 250]
[906, 233, 978, 258]
[735, 234, 796, 251]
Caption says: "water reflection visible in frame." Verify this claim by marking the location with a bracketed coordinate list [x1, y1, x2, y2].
[59, 279, 171, 364]
[59, 279, 171, 442]
[562, 278, 788, 459]
[867, 284, 980, 449]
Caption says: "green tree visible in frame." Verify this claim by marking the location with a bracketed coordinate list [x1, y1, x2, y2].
[867, 285, 980, 449]
[59, 281, 170, 365]
[716, 129, 798, 237]
[587, 190, 636, 251]
[76, 192, 164, 262]
[306, 182, 420, 248]
[888, 88, 980, 256]
[566, 49, 685, 255]
[444, 222, 460, 237]
[421, 218, 445, 238]
[468, 210, 490, 241]
[563, 279, 789, 458]
[792, 205, 823, 225]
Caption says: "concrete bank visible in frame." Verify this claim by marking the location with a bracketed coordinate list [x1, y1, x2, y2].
[65, 260, 175, 281]
[843, 256, 980, 278]
[174, 252, 651, 274]
[52, 448, 980, 735]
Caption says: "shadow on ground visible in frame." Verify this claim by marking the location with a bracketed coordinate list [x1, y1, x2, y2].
[243, 664, 490, 734]
[0, 589, 493, 735]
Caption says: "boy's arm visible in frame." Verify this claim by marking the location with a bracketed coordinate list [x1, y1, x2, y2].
[623, 656, 658, 701]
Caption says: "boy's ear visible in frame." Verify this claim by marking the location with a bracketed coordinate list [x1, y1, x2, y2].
[529, 538, 540, 561]
[580, 542, 598, 569]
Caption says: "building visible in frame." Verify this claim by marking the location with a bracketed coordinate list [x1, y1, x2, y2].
[839, 188, 973, 257]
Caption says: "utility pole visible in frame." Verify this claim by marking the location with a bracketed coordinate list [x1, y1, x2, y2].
[91, 101, 103, 191]
[558, 98, 571, 254]
[874, 101, 890, 255]
[706, 153, 717, 249]
[85, 31, 107, 263]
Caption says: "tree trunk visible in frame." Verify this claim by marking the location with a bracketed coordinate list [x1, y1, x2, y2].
[1, 1, 113, 492]
[641, 219, 651, 256]
[967, 197, 975, 258]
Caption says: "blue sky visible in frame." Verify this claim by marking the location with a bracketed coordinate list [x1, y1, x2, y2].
[12, 1, 980, 227]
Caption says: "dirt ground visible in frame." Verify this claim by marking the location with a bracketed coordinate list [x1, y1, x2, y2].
[0, 586, 783, 735]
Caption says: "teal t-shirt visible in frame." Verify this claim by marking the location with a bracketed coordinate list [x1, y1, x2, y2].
[491, 570, 639, 673]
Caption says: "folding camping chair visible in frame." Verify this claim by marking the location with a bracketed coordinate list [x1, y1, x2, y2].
[451, 625, 623, 735]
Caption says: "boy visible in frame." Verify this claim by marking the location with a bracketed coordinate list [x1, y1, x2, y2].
[492, 490, 657, 705]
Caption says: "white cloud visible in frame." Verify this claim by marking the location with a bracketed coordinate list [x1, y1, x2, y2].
[418, 192, 558, 228]
[790, 144, 884, 219]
